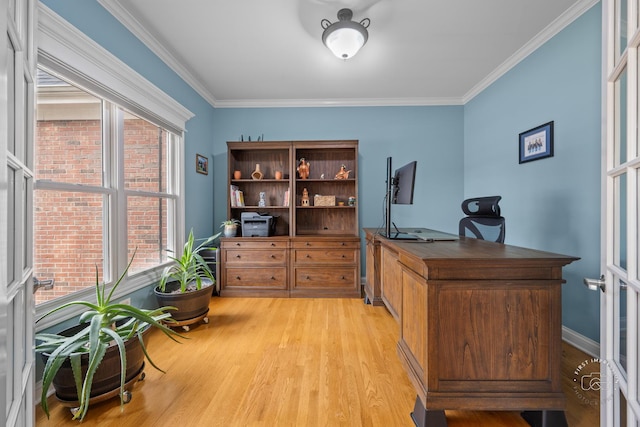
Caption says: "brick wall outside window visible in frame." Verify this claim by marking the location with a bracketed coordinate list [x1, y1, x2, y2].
[35, 118, 168, 305]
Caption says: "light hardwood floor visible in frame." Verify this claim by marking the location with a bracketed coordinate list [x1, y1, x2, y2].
[36, 297, 599, 426]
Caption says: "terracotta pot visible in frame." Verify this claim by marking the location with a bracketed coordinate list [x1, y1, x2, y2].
[274, 170, 282, 180]
[233, 170, 242, 180]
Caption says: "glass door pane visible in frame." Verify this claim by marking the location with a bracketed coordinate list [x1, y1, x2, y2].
[616, 68, 628, 166]
[614, 172, 628, 270]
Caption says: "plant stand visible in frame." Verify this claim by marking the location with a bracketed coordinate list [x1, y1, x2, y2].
[56, 362, 146, 417]
[165, 308, 209, 332]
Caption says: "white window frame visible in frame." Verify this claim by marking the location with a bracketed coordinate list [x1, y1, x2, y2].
[34, 4, 193, 329]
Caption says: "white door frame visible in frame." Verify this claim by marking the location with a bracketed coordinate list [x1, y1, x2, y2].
[2, 1, 36, 426]
[602, 0, 640, 425]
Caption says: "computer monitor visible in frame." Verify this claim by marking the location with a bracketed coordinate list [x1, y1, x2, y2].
[384, 157, 418, 240]
[392, 160, 417, 204]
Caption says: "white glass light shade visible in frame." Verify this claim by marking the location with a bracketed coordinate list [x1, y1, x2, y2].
[325, 27, 366, 59]
[321, 9, 369, 60]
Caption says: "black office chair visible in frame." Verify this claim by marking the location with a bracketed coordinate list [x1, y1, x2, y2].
[458, 196, 505, 243]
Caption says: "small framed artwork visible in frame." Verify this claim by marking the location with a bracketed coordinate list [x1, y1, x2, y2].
[519, 121, 554, 164]
[196, 154, 208, 175]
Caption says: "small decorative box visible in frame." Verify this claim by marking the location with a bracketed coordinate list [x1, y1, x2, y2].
[314, 195, 335, 206]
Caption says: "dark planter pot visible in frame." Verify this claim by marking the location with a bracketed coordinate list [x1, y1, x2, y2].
[154, 280, 212, 321]
[42, 323, 148, 401]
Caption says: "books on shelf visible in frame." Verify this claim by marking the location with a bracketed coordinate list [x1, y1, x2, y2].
[230, 185, 244, 207]
[283, 188, 290, 207]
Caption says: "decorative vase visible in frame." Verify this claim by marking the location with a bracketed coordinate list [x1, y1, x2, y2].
[258, 192, 266, 207]
[274, 170, 282, 180]
[224, 225, 237, 238]
[233, 170, 242, 180]
[251, 164, 263, 180]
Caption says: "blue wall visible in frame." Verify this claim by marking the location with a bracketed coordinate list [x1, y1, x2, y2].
[464, 4, 602, 341]
[42, 1, 602, 342]
[42, 0, 217, 239]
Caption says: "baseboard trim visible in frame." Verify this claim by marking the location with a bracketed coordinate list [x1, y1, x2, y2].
[562, 326, 599, 357]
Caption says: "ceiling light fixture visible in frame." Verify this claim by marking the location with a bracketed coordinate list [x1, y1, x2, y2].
[321, 8, 370, 60]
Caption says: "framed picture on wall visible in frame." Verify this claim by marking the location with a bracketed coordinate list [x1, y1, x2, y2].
[519, 121, 554, 164]
[196, 153, 208, 175]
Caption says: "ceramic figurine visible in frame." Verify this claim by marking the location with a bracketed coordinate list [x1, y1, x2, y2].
[301, 188, 310, 206]
[335, 164, 351, 180]
[297, 158, 310, 179]
[251, 163, 263, 180]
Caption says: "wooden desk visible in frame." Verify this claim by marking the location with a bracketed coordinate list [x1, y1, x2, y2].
[363, 228, 579, 427]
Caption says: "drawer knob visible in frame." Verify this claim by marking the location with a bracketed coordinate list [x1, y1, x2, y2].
[236, 242, 241, 246]
[306, 254, 311, 258]
[341, 276, 345, 280]
[271, 276, 276, 280]
[341, 242, 346, 246]
[306, 242, 311, 246]
[306, 276, 310, 280]
[271, 242, 276, 246]
[270, 254, 276, 259]
[341, 254, 346, 258]
[236, 276, 241, 280]
[236, 254, 242, 259]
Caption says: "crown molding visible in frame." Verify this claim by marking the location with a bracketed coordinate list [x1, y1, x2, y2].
[213, 97, 464, 109]
[38, 4, 194, 131]
[463, 0, 600, 104]
[97, 0, 218, 107]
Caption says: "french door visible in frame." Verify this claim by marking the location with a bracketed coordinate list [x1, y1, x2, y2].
[2, 0, 36, 426]
[602, 0, 640, 425]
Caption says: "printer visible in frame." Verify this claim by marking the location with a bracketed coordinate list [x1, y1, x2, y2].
[241, 212, 275, 237]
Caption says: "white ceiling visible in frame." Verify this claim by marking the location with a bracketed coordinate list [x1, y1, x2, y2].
[101, 0, 595, 108]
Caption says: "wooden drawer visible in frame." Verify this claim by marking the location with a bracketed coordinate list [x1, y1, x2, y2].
[294, 267, 357, 289]
[294, 248, 357, 264]
[222, 239, 288, 250]
[224, 267, 287, 289]
[224, 249, 287, 264]
[292, 240, 359, 249]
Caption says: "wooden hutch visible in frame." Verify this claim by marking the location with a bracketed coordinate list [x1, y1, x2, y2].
[220, 140, 360, 298]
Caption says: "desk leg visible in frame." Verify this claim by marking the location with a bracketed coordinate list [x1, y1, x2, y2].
[410, 396, 447, 427]
[521, 410, 568, 427]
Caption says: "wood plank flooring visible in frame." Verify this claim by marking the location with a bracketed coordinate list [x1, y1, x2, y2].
[35, 297, 599, 426]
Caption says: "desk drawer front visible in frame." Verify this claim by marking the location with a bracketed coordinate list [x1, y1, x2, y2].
[294, 249, 357, 264]
[225, 249, 287, 264]
[294, 267, 357, 289]
[224, 267, 287, 289]
[222, 240, 288, 250]
[292, 240, 359, 249]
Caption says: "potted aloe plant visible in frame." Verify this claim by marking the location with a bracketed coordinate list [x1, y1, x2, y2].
[154, 229, 221, 325]
[36, 252, 183, 421]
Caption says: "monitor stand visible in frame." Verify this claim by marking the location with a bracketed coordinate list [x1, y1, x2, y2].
[383, 223, 419, 240]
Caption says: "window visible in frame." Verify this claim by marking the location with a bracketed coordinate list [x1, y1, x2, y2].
[34, 70, 180, 305]
[34, 7, 193, 323]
